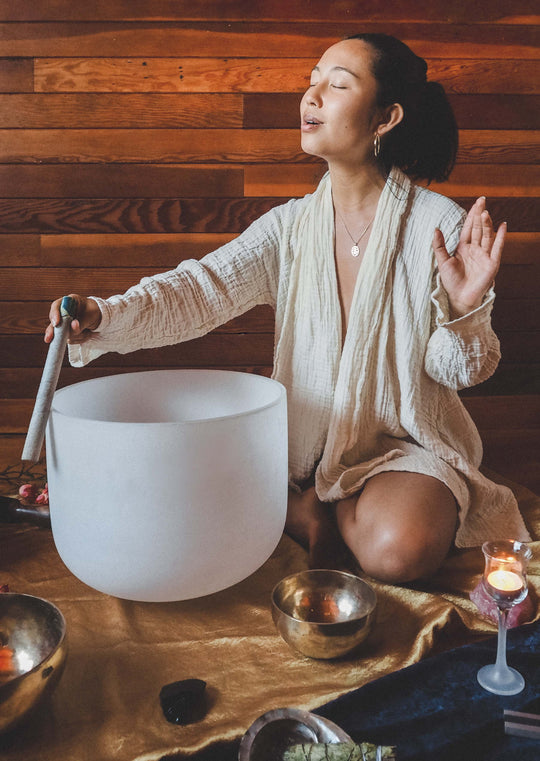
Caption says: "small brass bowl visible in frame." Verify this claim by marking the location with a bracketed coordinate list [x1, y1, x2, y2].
[0, 594, 67, 733]
[271, 569, 376, 659]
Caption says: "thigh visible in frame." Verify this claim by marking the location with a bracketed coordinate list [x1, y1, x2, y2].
[336, 471, 458, 583]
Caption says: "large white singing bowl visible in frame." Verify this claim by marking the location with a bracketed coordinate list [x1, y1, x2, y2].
[45, 370, 288, 602]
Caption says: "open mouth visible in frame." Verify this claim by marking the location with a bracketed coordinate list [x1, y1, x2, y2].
[302, 114, 323, 130]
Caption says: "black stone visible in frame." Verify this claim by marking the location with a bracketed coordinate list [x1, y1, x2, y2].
[159, 678, 207, 725]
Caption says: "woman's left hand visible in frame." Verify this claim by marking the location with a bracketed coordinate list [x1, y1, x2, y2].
[432, 196, 506, 319]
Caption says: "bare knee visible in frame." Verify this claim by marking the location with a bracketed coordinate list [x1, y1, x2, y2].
[336, 473, 458, 584]
[357, 525, 448, 583]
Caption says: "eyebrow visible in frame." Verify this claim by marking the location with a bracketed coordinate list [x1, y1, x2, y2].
[311, 65, 359, 79]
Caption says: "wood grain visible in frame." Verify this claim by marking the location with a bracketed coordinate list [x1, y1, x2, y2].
[1, 23, 538, 59]
[0, 165, 245, 198]
[33, 57, 540, 95]
[0, 197, 537, 235]
[1, 231, 536, 268]
[0, 58, 33, 92]
[1, 129, 537, 165]
[2, 1, 537, 24]
[0, 93, 243, 128]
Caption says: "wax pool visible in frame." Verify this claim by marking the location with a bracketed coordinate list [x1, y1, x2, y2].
[487, 570, 523, 592]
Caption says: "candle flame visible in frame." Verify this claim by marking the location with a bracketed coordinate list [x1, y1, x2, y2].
[487, 569, 523, 592]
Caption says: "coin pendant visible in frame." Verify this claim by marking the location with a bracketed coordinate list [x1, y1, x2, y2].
[351, 245, 360, 257]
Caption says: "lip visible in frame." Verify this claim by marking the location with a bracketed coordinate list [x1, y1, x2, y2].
[301, 114, 323, 132]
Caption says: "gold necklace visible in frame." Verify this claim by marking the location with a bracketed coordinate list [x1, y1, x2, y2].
[337, 211, 374, 257]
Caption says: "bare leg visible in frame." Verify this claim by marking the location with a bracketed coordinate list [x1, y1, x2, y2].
[286, 487, 357, 571]
[336, 471, 458, 583]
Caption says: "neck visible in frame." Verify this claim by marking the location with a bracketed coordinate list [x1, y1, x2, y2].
[328, 162, 386, 214]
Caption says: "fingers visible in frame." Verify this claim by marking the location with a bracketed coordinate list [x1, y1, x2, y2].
[432, 227, 451, 269]
[44, 293, 92, 344]
[489, 220, 507, 271]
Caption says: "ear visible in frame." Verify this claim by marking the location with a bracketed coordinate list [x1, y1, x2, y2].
[376, 102, 404, 137]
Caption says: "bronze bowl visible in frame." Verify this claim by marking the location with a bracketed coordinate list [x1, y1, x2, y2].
[271, 569, 377, 659]
[0, 593, 67, 733]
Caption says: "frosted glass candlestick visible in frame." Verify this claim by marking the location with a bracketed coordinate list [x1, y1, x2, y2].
[477, 540, 532, 695]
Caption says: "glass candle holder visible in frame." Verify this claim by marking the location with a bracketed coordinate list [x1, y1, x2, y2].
[477, 540, 532, 695]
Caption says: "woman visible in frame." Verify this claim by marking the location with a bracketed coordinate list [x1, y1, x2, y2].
[45, 34, 530, 583]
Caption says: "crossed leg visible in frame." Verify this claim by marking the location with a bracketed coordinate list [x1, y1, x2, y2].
[286, 471, 458, 583]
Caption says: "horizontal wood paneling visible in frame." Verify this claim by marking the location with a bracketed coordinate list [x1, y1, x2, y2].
[32, 58, 540, 95]
[1, 232, 536, 267]
[0, 93, 243, 127]
[1, 1, 537, 24]
[1, 129, 537, 165]
[0, 165, 245, 198]
[1, 23, 538, 59]
[1, 197, 538, 235]
[244, 93, 540, 129]
[0, 4, 537, 488]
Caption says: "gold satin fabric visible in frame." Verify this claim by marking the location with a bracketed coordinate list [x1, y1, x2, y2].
[0, 469, 538, 761]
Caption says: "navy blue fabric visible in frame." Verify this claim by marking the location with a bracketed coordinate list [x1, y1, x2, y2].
[315, 620, 540, 761]
[168, 621, 540, 760]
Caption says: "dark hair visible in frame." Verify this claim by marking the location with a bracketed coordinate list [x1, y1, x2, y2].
[348, 33, 458, 183]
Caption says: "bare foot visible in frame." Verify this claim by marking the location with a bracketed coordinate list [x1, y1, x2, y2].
[285, 487, 359, 573]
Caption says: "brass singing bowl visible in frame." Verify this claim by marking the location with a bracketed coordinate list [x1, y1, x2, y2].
[271, 569, 377, 659]
[0, 593, 67, 733]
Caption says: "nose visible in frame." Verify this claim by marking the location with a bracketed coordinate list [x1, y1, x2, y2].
[305, 82, 323, 108]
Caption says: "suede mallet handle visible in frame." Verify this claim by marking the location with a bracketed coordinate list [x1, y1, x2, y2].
[22, 296, 77, 463]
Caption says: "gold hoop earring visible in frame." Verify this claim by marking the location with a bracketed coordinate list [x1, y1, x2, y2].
[373, 133, 381, 158]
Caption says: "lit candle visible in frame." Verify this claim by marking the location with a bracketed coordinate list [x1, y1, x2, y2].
[485, 568, 525, 606]
[487, 569, 523, 592]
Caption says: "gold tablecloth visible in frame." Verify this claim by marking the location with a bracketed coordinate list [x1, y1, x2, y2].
[1, 470, 539, 761]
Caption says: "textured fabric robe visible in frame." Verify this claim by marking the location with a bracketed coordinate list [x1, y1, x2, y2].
[69, 170, 530, 547]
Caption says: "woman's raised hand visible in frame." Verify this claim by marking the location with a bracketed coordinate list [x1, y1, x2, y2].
[44, 294, 102, 344]
[432, 196, 506, 319]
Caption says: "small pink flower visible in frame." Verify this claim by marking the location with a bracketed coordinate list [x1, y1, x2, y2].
[35, 491, 49, 505]
[19, 483, 38, 501]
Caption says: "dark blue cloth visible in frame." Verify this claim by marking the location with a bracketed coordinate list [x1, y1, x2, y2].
[168, 620, 540, 760]
[315, 620, 540, 761]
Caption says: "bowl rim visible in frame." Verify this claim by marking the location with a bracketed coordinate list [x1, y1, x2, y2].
[0, 593, 67, 687]
[271, 568, 377, 626]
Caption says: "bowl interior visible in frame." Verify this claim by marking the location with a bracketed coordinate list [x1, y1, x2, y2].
[272, 570, 376, 625]
[0, 594, 65, 683]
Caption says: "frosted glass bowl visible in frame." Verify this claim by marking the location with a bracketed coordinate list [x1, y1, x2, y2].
[45, 370, 288, 602]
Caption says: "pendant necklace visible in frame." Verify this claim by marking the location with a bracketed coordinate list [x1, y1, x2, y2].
[337, 211, 374, 257]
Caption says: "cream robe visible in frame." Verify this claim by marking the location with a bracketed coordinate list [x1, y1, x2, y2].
[69, 169, 530, 547]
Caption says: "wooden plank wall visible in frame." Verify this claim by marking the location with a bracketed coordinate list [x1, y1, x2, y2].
[0, 1, 539, 489]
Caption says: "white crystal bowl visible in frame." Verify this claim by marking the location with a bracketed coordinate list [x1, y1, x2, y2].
[46, 370, 288, 602]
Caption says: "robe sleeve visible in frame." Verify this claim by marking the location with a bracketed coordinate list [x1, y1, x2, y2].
[68, 207, 284, 367]
[423, 206, 501, 391]
[425, 275, 501, 390]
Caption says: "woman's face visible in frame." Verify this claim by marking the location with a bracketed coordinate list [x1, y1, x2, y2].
[300, 38, 381, 167]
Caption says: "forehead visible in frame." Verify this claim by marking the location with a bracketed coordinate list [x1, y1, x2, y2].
[315, 38, 375, 74]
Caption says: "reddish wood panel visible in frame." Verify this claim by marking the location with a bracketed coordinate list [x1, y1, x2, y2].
[2, 1, 537, 24]
[33, 57, 539, 95]
[0, 334, 275, 370]
[1, 129, 537, 165]
[244, 165, 540, 198]
[0, 93, 243, 128]
[1, 23, 537, 59]
[0, 58, 33, 92]
[0, 165, 245, 198]
[244, 93, 540, 129]
[0, 129, 306, 164]
[0, 196, 537, 235]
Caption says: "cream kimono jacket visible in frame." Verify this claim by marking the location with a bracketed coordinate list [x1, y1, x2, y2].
[70, 169, 530, 547]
